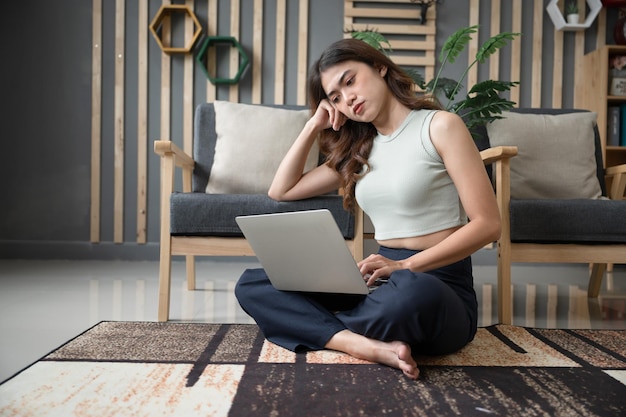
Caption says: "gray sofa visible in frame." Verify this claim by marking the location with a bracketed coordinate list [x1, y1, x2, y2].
[474, 107, 626, 324]
[474, 108, 626, 244]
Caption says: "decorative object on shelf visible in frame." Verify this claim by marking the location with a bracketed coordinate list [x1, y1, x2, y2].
[566, 1, 580, 24]
[195, 36, 249, 85]
[409, 0, 442, 24]
[546, 0, 602, 31]
[351, 26, 520, 137]
[149, 4, 202, 54]
[610, 55, 626, 95]
[611, 78, 626, 96]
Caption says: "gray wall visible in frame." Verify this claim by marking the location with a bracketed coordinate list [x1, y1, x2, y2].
[1, 1, 95, 255]
[0, 1, 617, 260]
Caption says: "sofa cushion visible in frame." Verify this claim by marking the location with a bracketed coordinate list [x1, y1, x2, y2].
[486, 111, 602, 200]
[205, 101, 319, 194]
[170, 193, 354, 238]
[510, 199, 626, 243]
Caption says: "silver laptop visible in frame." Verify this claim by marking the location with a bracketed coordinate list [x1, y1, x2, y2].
[235, 209, 370, 295]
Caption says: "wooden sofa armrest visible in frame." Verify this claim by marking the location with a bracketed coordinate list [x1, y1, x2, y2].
[605, 163, 626, 176]
[605, 163, 626, 200]
[480, 146, 518, 252]
[154, 140, 195, 169]
[479, 146, 518, 165]
[154, 140, 195, 196]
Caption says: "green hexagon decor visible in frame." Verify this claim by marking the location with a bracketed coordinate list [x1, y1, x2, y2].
[196, 36, 250, 85]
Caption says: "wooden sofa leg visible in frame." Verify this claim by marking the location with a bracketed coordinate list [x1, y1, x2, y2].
[186, 255, 196, 290]
[158, 237, 173, 322]
[588, 263, 607, 298]
[497, 244, 513, 325]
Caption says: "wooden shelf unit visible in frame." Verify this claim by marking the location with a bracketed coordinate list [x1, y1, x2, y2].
[579, 45, 626, 168]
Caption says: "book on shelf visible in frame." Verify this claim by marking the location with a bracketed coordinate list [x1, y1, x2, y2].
[609, 106, 620, 147]
[610, 104, 626, 147]
[622, 104, 626, 147]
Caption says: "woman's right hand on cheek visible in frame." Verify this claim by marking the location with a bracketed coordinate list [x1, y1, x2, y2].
[313, 100, 346, 132]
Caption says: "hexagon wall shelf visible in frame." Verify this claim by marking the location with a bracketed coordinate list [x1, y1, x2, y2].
[195, 36, 250, 85]
[149, 4, 202, 54]
[546, 0, 602, 31]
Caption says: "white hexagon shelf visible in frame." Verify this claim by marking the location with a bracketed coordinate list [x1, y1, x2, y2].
[546, 0, 602, 31]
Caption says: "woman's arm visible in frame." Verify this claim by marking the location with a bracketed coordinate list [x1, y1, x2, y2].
[268, 100, 345, 201]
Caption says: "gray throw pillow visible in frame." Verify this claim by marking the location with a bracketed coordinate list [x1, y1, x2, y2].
[486, 112, 602, 200]
[206, 101, 319, 194]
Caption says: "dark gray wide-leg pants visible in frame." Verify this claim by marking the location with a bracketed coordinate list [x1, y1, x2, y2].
[235, 246, 477, 355]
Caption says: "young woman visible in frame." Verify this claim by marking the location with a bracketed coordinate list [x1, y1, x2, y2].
[235, 39, 500, 380]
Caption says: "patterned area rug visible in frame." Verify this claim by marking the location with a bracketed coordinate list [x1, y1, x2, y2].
[1, 322, 625, 416]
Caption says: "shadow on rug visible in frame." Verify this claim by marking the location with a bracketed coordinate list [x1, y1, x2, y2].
[1, 322, 625, 416]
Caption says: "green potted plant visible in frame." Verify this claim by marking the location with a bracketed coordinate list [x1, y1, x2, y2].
[566, 1, 579, 24]
[351, 25, 521, 136]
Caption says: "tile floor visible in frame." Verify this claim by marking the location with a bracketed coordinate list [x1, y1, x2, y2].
[1, 257, 625, 382]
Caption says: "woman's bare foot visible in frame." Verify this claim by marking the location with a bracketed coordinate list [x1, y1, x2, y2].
[325, 330, 419, 380]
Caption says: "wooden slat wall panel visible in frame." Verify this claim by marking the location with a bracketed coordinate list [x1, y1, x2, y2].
[347, 23, 435, 35]
[252, 0, 263, 104]
[510, 0, 522, 107]
[183, 0, 195, 156]
[344, 0, 437, 87]
[229, 0, 240, 102]
[551, 0, 565, 110]
[297, 0, 309, 105]
[345, 5, 424, 19]
[531, 0, 544, 107]
[573, 0, 587, 108]
[275, 0, 286, 104]
[113, 0, 125, 244]
[206, 0, 218, 102]
[489, 0, 501, 81]
[90, 0, 102, 243]
[552, 27, 564, 108]
[137, 0, 148, 243]
[160, 0, 171, 143]
[468, 0, 480, 89]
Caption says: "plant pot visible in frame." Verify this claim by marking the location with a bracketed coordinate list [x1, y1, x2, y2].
[567, 13, 580, 24]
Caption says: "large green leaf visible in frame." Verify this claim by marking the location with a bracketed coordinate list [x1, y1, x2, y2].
[425, 77, 462, 101]
[468, 80, 520, 96]
[454, 94, 517, 130]
[403, 68, 427, 90]
[439, 25, 478, 64]
[476, 32, 521, 64]
[350, 31, 391, 52]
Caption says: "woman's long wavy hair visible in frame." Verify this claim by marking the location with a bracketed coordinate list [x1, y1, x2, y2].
[308, 38, 441, 211]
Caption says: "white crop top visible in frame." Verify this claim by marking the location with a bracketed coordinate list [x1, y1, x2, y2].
[355, 109, 468, 241]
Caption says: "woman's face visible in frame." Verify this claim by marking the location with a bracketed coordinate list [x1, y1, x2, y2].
[320, 60, 388, 124]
